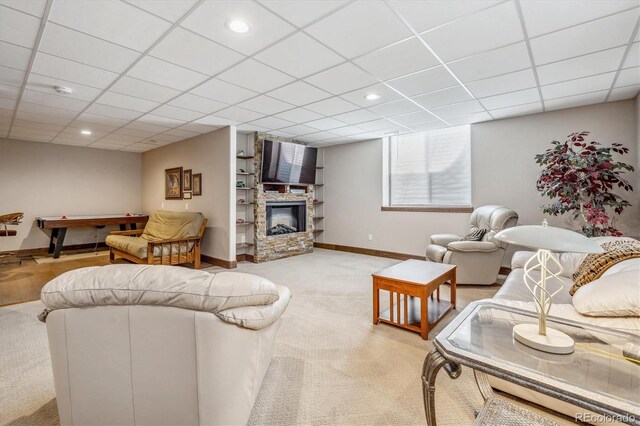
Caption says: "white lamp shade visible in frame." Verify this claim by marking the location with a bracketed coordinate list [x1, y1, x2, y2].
[494, 225, 604, 253]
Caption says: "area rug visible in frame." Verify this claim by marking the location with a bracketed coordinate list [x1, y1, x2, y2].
[32, 251, 109, 264]
[0, 249, 564, 425]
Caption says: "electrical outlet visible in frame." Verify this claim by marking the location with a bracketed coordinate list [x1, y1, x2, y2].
[368, 234, 373, 241]
[185, 203, 189, 210]
[161, 202, 165, 209]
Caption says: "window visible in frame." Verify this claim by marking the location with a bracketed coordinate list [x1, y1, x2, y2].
[383, 125, 471, 208]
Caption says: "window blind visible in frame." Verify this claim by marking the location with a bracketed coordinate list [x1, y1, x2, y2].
[388, 125, 471, 206]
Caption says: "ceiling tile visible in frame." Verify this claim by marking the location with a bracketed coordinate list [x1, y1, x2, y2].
[39, 24, 140, 73]
[236, 95, 295, 115]
[125, 121, 171, 133]
[624, 42, 640, 68]
[181, 1, 296, 56]
[168, 93, 227, 114]
[0, 5, 40, 48]
[367, 99, 421, 117]
[386, 66, 458, 97]
[521, 0, 639, 38]
[76, 112, 130, 127]
[302, 130, 339, 140]
[608, 84, 640, 101]
[446, 111, 492, 125]
[615, 66, 640, 87]
[541, 72, 616, 99]
[278, 124, 318, 135]
[254, 32, 344, 78]
[153, 104, 205, 121]
[10, 124, 61, 138]
[249, 116, 293, 130]
[190, 78, 257, 104]
[237, 124, 269, 132]
[128, 56, 209, 91]
[22, 89, 89, 111]
[305, 1, 411, 59]
[26, 74, 103, 102]
[214, 106, 264, 123]
[466, 69, 537, 98]
[357, 119, 398, 132]
[411, 85, 472, 109]
[1, 0, 47, 17]
[421, 2, 523, 62]
[178, 122, 221, 133]
[329, 125, 368, 137]
[86, 103, 141, 121]
[19, 101, 79, 118]
[0, 65, 25, 87]
[258, 0, 347, 27]
[32, 53, 119, 89]
[267, 81, 331, 105]
[48, 0, 171, 52]
[138, 113, 187, 128]
[0, 83, 20, 100]
[274, 107, 323, 122]
[305, 97, 359, 115]
[390, 111, 440, 126]
[447, 42, 531, 82]
[388, 1, 500, 33]
[545, 90, 609, 110]
[304, 62, 378, 95]
[530, 9, 638, 65]
[268, 130, 296, 138]
[331, 108, 379, 124]
[536, 46, 625, 85]
[339, 83, 403, 107]
[116, 126, 160, 139]
[111, 76, 180, 103]
[150, 27, 244, 76]
[123, 0, 198, 22]
[479, 87, 540, 110]
[16, 109, 74, 125]
[217, 59, 295, 93]
[163, 128, 201, 139]
[96, 91, 160, 113]
[68, 120, 120, 134]
[305, 117, 345, 130]
[120, 143, 158, 152]
[354, 37, 439, 81]
[0, 42, 31, 70]
[431, 100, 485, 117]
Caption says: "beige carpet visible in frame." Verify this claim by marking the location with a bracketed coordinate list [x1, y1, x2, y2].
[0, 249, 565, 425]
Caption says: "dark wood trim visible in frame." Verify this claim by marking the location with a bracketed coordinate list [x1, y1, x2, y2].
[314, 242, 423, 261]
[236, 253, 255, 263]
[36, 215, 148, 229]
[381, 206, 474, 213]
[201, 254, 237, 269]
[0, 242, 108, 257]
[499, 266, 512, 276]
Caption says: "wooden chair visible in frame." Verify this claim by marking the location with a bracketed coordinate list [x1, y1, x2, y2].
[107, 215, 207, 269]
[0, 212, 24, 266]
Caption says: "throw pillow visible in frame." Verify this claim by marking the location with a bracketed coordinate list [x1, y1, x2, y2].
[463, 228, 487, 241]
[570, 239, 640, 295]
[572, 271, 640, 317]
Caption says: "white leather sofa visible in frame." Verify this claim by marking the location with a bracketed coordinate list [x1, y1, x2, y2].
[489, 237, 640, 425]
[40, 264, 291, 426]
[426, 205, 518, 285]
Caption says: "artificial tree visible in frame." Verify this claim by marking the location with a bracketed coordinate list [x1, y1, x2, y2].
[534, 131, 634, 237]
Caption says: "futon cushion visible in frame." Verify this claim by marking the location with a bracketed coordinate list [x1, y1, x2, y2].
[570, 239, 640, 295]
[41, 265, 281, 318]
[105, 235, 192, 259]
[142, 210, 204, 241]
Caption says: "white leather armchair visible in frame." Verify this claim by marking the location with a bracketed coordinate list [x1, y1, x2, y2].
[426, 205, 518, 285]
[40, 265, 291, 426]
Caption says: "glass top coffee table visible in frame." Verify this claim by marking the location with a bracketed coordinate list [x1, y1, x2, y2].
[422, 301, 640, 425]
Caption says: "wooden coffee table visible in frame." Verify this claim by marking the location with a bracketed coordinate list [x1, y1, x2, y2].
[372, 260, 456, 340]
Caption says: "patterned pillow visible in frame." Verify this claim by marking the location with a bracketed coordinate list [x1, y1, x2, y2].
[463, 228, 487, 241]
[570, 239, 640, 296]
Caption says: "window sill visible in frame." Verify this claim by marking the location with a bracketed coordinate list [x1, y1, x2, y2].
[381, 206, 474, 213]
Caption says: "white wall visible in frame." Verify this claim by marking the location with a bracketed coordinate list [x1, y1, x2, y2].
[141, 127, 235, 262]
[324, 100, 639, 260]
[0, 138, 142, 251]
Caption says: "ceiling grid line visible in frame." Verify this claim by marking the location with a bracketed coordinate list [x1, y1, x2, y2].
[513, 0, 546, 112]
[604, 16, 640, 102]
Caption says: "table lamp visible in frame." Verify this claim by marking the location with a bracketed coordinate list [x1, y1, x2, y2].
[494, 220, 604, 354]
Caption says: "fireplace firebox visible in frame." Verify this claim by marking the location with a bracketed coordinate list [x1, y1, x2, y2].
[266, 201, 306, 236]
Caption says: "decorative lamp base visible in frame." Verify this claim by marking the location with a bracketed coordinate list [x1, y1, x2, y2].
[513, 323, 575, 354]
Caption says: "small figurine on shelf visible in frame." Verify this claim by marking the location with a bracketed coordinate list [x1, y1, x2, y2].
[238, 199, 246, 204]
[236, 219, 245, 224]
[236, 181, 246, 188]
[237, 168, 246, 173]
[237, 150, 245, 156]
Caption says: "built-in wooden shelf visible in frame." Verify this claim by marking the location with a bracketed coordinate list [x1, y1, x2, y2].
[237, 202, 254, 205]
[313, 201, 324, 205]
[314, 184, 324, 187]
[236, 187, 255, 190]
[236, 242, 254, 249]
[313, 229, 324, 233]
[237, 156, 254, 160]
[236, 222, 254, 226]
[0, 230, 17, 236]
[314, 216, 324, 220]
[316, 166, 324, 169]
[236, 172, 254, 175]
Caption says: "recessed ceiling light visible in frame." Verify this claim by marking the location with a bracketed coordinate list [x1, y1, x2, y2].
[80, 130, 92, 135]
[365, 93, 380, 101]
[55, 86, 73, 95]
[226, 20, 251, 34]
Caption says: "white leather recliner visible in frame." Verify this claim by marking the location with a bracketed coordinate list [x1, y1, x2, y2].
[40, 264, 291, 426]
[426, 205, 518, 285]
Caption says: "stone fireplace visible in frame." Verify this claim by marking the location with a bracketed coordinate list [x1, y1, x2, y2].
[266, 201, 306, 235]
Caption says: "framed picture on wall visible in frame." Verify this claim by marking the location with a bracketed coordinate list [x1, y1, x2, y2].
[183, 169, 192, 191]
[184, 192, 192, 199]
[193, 173, 202, 196]
[165, 166, 183, 200]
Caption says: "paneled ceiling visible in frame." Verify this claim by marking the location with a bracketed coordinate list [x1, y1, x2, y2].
[0, 0, 638, 151]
